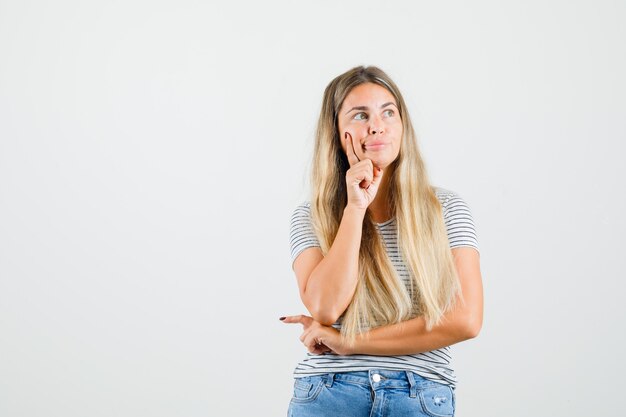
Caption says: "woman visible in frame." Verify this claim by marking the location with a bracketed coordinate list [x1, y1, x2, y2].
[281, 65, 483, 417]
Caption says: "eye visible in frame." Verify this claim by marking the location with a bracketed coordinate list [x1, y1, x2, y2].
[383, 109, 395, 117]
[354, 112, 368, 120]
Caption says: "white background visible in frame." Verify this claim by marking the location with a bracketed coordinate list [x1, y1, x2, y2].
[1, 1, 624, 416]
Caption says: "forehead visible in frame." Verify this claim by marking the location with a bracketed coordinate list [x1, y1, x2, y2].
[341, 82, 396, 109]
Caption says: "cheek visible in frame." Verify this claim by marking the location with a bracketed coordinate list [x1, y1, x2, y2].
[392, 133, 402, 153]
[338, 129, 350, 153]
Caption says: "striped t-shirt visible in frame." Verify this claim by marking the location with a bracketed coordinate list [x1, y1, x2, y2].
[288, 187, 480, 389]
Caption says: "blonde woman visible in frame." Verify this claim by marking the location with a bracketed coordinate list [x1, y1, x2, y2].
[281, 65, 483, 417]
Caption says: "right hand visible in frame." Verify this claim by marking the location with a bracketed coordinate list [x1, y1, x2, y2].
[344, 132, 384, 211]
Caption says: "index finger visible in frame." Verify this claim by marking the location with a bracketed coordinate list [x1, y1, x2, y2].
[345, 132, 360, 167]
[281, 315, 313, 326]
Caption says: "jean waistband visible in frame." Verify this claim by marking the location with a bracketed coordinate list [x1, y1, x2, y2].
[313, 369, 443, 397]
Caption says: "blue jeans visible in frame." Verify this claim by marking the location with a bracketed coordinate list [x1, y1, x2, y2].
[287, 369, 456, 417]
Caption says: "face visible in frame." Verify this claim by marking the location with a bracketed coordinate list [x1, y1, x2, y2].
[337, 82, 403, 169]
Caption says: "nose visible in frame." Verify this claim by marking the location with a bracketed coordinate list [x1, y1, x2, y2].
[368, 115, 384, 135]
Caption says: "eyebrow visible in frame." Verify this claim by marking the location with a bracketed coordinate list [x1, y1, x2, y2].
[344, 102, 397, 115]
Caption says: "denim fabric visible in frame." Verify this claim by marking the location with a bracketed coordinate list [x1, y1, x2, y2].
[287, 369, 455, 417]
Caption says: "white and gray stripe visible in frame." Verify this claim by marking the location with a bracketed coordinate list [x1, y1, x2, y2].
[288, 187, 479, 389]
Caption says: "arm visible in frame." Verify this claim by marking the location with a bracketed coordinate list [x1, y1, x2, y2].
[350, 247, 483, 355]
[293, 134, 385, 326]
[294, 206, 365, 325]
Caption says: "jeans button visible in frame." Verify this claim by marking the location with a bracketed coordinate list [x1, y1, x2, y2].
[372, 374, 381, 382]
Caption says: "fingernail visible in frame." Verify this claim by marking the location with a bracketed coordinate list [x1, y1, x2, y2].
[279, 316, 286, 320]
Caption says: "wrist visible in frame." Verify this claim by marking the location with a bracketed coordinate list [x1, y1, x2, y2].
[345, 332, 364, 355]
[343, 205, 366, 220]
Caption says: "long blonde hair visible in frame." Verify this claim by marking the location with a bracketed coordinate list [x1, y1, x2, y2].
[310, 65, 463, 346]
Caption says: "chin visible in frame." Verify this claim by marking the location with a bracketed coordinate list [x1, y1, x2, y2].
[372, 159, 394, 169]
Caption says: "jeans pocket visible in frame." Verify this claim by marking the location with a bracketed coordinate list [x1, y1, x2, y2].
[418, 384, 455, 417]
[290, 376, 325, 404]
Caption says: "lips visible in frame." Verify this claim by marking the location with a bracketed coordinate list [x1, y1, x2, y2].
[364, 141, 389, 150]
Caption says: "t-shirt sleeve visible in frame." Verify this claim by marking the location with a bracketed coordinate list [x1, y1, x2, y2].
[289, 202, 321, 267]
[442, 191, 480, 253]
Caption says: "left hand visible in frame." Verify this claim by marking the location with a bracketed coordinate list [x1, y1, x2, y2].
[281, 314, 353, 356]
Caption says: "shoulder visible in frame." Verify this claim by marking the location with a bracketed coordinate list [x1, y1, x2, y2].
[432, 186, 480, 252]
[290, 201, 314, 231]
[290, 201, 312, 219]
[433, 187, 476, 224]
[289, 201, 320, 261]
[432, 186, 467, 210]
[296, 200, 312, 210]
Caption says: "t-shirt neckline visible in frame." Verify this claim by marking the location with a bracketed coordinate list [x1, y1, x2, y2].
[374, 217, 395, 227]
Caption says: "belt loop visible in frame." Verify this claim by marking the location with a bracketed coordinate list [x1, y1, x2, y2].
[405, 371, 418, 398]
[324, 373, 335, 388]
